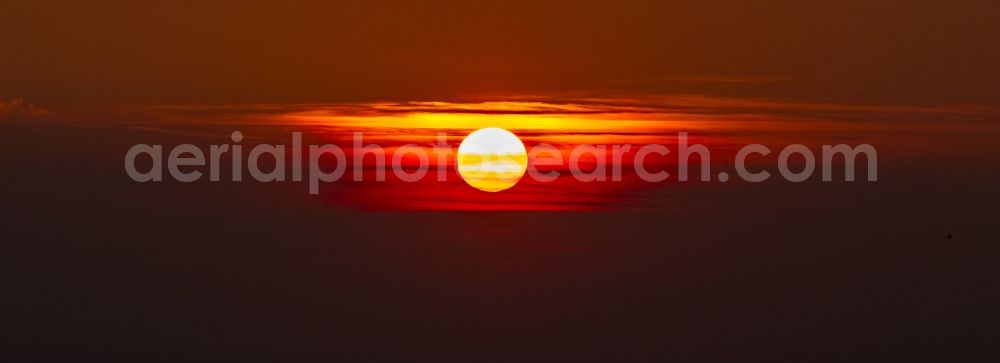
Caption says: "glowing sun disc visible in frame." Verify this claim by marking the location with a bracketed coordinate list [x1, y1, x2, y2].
[456, 127, 528, 192]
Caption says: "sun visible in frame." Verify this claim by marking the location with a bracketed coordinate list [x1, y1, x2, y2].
[456, 127, 528, 192]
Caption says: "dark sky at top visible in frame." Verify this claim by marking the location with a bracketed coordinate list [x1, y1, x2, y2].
[2, 0, 998, 107]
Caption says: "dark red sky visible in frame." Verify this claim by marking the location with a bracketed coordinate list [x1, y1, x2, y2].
[3, 1, 998, 107]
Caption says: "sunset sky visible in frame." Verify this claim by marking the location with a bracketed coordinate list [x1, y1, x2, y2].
[3, 1, 999, 360]
[3, 1, 999, 108]
[4, 1, 999, 209]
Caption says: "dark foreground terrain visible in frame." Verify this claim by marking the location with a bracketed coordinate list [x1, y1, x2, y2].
[3, 120, 998, 361]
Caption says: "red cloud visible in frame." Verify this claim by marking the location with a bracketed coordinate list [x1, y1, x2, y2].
[0, 98, 52, 120]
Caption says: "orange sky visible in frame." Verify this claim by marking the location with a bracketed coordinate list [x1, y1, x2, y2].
[3, 1, 998, 209]
[3, 1, 999, 108]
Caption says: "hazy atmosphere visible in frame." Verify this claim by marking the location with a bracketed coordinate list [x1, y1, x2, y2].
[3, 1, 999, 360]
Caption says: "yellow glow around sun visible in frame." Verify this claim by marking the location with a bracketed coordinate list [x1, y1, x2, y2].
[456, 128, 528, 192]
